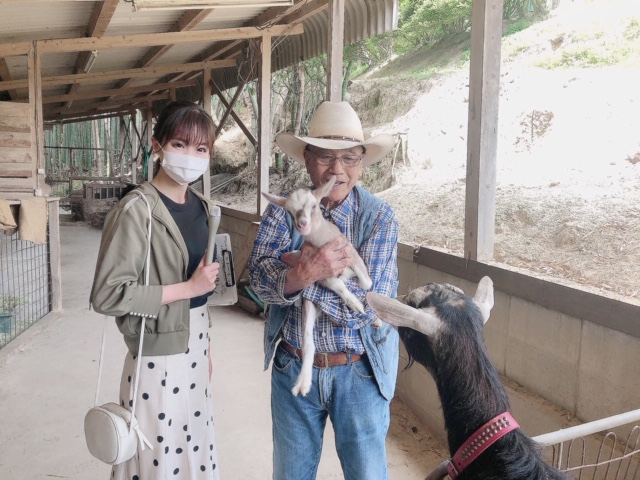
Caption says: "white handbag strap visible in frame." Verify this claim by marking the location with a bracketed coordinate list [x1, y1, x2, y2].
[94, 191, 153, 436]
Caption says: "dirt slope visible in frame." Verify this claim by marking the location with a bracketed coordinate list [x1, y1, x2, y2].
[216, 0, 640, 303]
[351, 1, 640, 303]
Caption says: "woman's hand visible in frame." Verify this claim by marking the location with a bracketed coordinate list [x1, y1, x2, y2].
[161, 256, 220, 305]
[188, 256, 220, 297]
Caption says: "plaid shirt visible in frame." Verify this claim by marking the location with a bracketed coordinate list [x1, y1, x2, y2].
[249, 188, 399, 354]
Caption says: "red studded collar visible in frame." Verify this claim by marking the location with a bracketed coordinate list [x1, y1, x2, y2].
[447, 412, 520, 479]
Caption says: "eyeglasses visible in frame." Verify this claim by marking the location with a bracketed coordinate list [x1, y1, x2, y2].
[309, 151, 364, 168]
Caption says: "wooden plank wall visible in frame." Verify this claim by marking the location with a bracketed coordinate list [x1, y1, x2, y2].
[0, 101, 36, 199]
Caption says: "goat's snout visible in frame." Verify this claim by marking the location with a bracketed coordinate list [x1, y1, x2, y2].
[296, 220, 311, 236]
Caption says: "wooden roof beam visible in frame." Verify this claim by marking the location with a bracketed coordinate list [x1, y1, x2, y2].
[0, 24, 304, 57]
[44, 93, 169, 117]
[74, 0, 121, 73]
[282, 0, 328, 23]
[42, 79, 197, 104]
[136, 9, 213, 69]
[113, 9, 214, 97]
[251, 0, 325, 27]
[202, 0, 326, 64]
[0, 60, 235, 90]
[202, 0, 325, 62]
[169, 1, 322, 84]
[87, 0, 120, 37]
[46, 107, 139, 125]
[68, 0, 121, 106]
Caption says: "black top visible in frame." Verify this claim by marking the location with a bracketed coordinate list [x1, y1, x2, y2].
[154, 186, 211, 308]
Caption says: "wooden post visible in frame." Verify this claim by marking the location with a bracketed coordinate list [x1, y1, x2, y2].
[202, 67, 212, 198]
[326, 0, 345, 102]
[257, 35, 272, 215]
[118, 115, 126, 177]
[215, 83, 245, 138]
[28, 42, 45, 195]
[211, 81, 256, 146]
[130, 111, 138, 184]
[47, 198, 62, 312]
[464, 0, 504, 262]
[146, 102, 153, 182]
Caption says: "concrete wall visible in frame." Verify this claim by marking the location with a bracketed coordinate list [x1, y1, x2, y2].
[222, 212, 640, 442]
[395, 242, 640, 441]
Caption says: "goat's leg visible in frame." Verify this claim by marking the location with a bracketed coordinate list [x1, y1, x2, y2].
[320, 277, 365, 313]
[343, 260, 382, 326]
[291, 300, 316, 397]
[349, 256, 373, 290]
[335, 265, 381, 327]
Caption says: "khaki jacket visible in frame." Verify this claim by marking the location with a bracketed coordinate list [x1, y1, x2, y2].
[90, 182, 213, 356]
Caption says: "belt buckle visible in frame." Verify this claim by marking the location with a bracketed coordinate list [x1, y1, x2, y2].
[317, 352, 330, 369]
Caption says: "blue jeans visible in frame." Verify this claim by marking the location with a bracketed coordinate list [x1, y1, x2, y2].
[271, 344, 391, 480]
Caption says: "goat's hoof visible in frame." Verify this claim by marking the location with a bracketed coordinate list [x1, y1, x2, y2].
[291, 381, 311, 397]
[354, 304, 366, 314]
[346, 298, 365, 314]
[371, 319, 382, 328]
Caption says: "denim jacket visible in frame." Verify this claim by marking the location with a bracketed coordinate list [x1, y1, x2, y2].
[261, 186, 399, 400]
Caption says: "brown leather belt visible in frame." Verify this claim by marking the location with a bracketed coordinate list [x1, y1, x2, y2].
[280, 342, 365, 369]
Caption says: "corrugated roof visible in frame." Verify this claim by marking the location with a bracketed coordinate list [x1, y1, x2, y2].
[0, 0, 398, 123]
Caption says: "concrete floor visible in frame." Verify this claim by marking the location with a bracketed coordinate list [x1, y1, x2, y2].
[0, 223, 446, 480]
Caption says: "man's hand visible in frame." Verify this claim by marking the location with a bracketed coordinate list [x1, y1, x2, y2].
[283, 236, 355, 295]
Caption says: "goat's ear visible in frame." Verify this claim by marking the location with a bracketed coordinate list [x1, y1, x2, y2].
[314, 175, 337, 201]
[262, 191, 287, 208]
[366, 292, 444, 338]
[472, 276, 494, 324]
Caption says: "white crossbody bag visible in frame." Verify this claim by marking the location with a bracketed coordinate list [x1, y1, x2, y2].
[84, 191, 154, 465]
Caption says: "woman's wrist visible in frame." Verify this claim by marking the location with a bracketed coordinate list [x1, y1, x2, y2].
[161, 281, 193, 305]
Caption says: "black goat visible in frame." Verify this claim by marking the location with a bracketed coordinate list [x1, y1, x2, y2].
[366, 277, 567, 480]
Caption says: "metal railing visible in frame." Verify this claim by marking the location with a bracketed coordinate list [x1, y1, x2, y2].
[535, 409, 640, 479]
[0, 199, 61, 350]
[0, 229, 51, 349]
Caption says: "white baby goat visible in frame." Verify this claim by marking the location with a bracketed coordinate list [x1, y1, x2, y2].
[263, 175, 377, 396]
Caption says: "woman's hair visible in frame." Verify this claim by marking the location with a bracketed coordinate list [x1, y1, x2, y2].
[153, 100, 216, 150]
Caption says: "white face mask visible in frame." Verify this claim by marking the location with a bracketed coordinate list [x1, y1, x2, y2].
[160, 150, 209, 185]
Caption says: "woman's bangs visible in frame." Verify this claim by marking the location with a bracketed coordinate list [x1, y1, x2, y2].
[170, 109, 215, 148]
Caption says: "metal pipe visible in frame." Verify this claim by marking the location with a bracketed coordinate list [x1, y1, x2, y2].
[205, 205, 221, 266]
[533, 408, 640, 446]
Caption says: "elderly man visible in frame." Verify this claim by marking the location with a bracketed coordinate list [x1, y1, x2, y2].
[248, 101, 400, 480]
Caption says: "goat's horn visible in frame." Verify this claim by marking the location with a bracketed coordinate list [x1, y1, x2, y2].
[366, 292, 443, 337]
[425, 461, 450, 480]
[472, 276, 495, 324]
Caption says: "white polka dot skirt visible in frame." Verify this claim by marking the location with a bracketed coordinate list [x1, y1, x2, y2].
[111, 305, 220, 480]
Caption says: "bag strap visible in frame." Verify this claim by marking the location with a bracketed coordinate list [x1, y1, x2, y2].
[93, 191, 153, 436]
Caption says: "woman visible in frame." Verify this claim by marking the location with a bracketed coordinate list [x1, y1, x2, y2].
[91, 100, 221, 479]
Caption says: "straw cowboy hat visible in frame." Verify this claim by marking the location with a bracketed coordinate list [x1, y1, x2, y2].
[276, 101, 395, 167]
